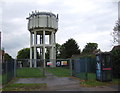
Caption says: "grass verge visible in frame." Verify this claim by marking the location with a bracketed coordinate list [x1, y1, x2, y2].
[73, 73, 96, 80]
[46, 67, 70, 77]
[80, 79, 120, 87]
[16, 68, 43, 78]
[2, 83, 47, 91]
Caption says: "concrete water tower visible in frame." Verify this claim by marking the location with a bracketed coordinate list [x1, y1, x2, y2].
[27, 11, 58, 67]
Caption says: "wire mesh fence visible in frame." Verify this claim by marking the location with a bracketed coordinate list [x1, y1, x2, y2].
[0, 62, 2, 88]
[2, 60, 15, 85]
[15, 58, 96, 80]
[1, 58, 97, 85]
[16, 59, 70, 68]
[71, 57, 96, 80]
[15, 59, 71, 77]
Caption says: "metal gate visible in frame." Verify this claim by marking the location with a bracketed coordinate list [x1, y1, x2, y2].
[15, 59, 71, 78]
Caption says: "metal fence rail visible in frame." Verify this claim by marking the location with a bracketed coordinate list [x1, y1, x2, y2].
[16, 59, 70, 68]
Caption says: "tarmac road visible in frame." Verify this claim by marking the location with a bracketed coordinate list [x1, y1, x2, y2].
[14, 72, 119, 91]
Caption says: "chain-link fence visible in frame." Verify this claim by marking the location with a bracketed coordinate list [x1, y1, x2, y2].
[71, 57, 96, 80]
[0, 62, 2, 88]
[15, 59, 71, 77]
[16, 59, 70, 68]
[1, 58, 97, 85]
[15, 58, 96, 80]
[2, 60, 15, 85]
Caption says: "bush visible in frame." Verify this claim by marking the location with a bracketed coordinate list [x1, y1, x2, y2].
[111, 47, 120, 78]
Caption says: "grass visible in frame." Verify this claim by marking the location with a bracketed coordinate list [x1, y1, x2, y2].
[0, 73, 10, 85]
[87, 73, 96, 80]
[80, 79, 120, 87]
[16, 68, 43, 78]
[74, 73, 96, 80]
[0, 74, 2, 84]
[1, 73, 7, 84]
[2, 83, 47, 91]
[46, 67, 70, 77]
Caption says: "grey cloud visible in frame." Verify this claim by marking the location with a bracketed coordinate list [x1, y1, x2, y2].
[2, 0, 118, 58]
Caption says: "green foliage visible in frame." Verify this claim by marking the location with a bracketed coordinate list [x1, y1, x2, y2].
[17, 48, 40, 59]
[45, 43, 61, 59]
[82, 42, 98, 54]
[17, 48, 30, 59]
[45, 48, 49, 59]
[113, 19, 120, 44]
[4, 53, 13, 61]
[113, 19, 120, 32]
[80, 79, 120, 87]
[56, 43, 61, 59]
[16, 68, 43, 78]
[60, 38, 81, 58]
[111, 47, 120, 78]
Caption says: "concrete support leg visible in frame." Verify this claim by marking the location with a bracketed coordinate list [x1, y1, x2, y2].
[30, 32, 33, 67]
[34, 31, 37, 68]
[30, 47, 32, 67]
[50, 32, 56, 67]
[42, 31, 46, 76]
[43, 31, 46, 68]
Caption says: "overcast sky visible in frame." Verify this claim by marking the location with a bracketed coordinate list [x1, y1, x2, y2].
[0, 0, 119, 58]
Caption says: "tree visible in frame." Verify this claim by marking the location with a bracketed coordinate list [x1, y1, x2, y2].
[113, 19, 120, 45]
[4, 53, 13, 61]
[17, 48, 39, 59]
[60, 38, 81, 58]
[17, 48, 30, 59]
[45, 48, 49, 59]
[111, 46, 120, 78]
[56, 43, 61, 59]
[45, 43, 61, 59]
[82, 42, 98, 54]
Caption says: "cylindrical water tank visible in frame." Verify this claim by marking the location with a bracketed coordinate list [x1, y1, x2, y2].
[27, 11, 58, 31]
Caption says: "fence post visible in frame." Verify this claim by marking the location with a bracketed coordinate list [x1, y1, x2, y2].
[14, 59, 16, 77]
[85, 58, 88, 80]
[69, 59, 72, 76]
[6, 61, 8, 84]
[43, 59, 46, 77]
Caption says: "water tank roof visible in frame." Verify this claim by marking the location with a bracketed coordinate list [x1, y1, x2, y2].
[27, 11, 58, 31]
[27, 11, 57, 19]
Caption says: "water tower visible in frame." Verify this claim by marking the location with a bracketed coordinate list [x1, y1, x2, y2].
[27, 11, 58, 67]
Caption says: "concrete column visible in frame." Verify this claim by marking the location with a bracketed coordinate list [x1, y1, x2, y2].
[51, 32, 54, 59]
[40, 35, 43, 59]
[50, 32, 56, 67]
[53, 32, 56, 67]
[49, 34, 51, 44]
[43, 31, 46, 68]
[54, 33, 56, 60]
[54, 33, 56, 43]
[34, 31, 37, 67]
[40, 35, 41, 59]
[30, 32, 33, 67]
